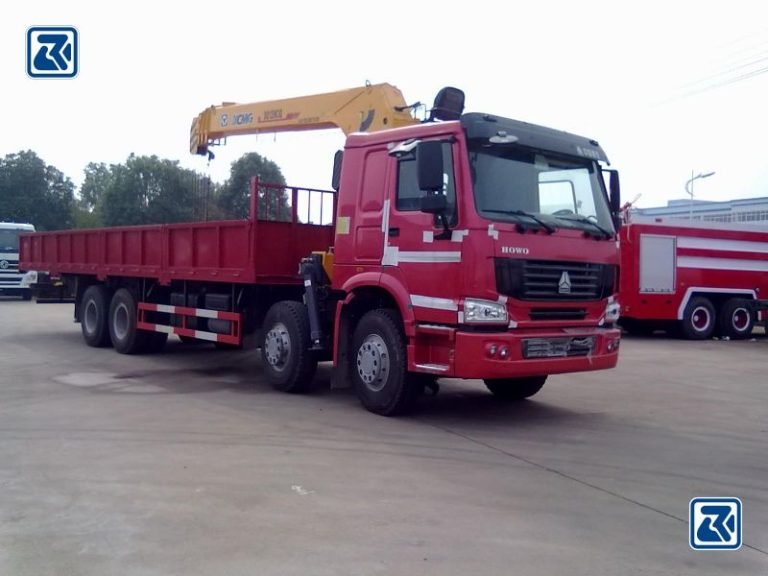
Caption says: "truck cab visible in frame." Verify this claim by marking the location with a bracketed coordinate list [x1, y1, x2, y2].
[0, 222, 37, 300]
[329, 113, 621, 411]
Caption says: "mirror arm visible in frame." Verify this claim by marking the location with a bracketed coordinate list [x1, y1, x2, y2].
[434, 212, 452, 240]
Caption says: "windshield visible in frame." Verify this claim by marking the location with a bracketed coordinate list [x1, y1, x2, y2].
[468, 145, 614, 233]
[0, 229, 21, 253]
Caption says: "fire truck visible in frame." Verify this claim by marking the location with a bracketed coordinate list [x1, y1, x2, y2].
[619, 214, 768, 339]
[21, 83, 623, 415]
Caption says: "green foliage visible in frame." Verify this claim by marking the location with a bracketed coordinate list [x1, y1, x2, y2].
[0, 150, 288, 229]
[0, 150, 75, 230]
[99, 155, 198, 226]
[218, 153, 287, 219]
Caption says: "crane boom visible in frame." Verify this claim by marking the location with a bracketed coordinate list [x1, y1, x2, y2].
[190, 83, 419, 156]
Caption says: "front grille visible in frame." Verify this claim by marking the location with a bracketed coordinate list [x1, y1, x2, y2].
[523, 336, 596, 359]
[495, 258, 615, 301]
[529, 308, 587, 321]
[0, 260, 19, 272]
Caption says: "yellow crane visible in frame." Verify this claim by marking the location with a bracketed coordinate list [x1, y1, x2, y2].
[190, 83, 421, 158]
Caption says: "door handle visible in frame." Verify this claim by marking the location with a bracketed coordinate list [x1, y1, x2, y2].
[388, 227, 400, 237]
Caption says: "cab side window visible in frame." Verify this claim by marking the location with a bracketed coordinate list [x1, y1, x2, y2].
[396, 142, 457, 226]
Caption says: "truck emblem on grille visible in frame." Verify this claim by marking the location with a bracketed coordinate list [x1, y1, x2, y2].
[558, 271, 572, 294]
[0, 260, 9, 269]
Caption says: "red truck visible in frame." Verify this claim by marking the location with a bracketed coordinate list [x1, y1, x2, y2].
[21, 84, 623, 415]
[619, 214, 768, 339]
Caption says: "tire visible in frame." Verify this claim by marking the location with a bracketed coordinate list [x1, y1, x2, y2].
[178, 335, 201, 344]
[108, 288, 149, 354]
[21, 290, 33, 301]
[261, 301, 317, 393]
[80, 285, 112, 347]
[351, 309, 417, 416]
[718, 298, 754, 340]
[679, 296, 716, 340]
[484, 376, 547, 401]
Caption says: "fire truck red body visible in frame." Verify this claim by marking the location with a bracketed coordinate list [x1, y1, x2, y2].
[619, 215, 768, 339]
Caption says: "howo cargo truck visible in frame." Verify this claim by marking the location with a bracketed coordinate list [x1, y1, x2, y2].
[20, 84, 623, 415]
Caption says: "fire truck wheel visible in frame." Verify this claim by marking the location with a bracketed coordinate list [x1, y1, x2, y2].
[718, 298, 754, 340]
[80, 285, 112, 348]
[261, 301, 317, 393]
[484, 376, 547, 401]
[680, 296, 716, 340]
[352, 309, 416, 416]
[109, 288, 150, 354]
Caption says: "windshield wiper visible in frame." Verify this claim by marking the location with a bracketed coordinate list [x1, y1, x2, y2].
[554, 214, 613, 239]
[483, 209, 557, 234]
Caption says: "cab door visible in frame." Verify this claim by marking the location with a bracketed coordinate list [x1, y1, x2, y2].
[383, 140, 463, 324]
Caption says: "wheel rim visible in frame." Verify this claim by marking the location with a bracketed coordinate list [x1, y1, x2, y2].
[732, 307, 750, 331]
[356, 334, 390, 392]
[84, 299, 98, 334]
[113, 302, 130, 341]
[691, 306, 712, 332]
[265, 322, 291, 372]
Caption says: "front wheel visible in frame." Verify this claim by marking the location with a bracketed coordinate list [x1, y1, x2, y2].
[679, 296, 715, 340]
[261, 301, 317, 393]
[484, 376, 547, 401]
[352, 309, 417, 416]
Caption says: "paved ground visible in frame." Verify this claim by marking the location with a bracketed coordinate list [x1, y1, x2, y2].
[1, 299, 766, 576]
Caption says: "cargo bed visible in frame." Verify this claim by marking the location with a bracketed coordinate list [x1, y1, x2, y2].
[20, 181, 335, 286]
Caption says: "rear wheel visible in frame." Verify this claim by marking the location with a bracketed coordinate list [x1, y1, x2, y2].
[21, 290, 33, 301]
[352, 309, 417, 416]
[679, 297, 715, 340]
[80, 285, 112, 347]
[484, 376, 547, 401]
[718, 298, 754, 340]
[261, 301, 317, 393]
[109, 288, 149, 354]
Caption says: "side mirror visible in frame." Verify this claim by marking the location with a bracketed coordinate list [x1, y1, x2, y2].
[417, 141, 444, 192]
[331, 150, 343, 191]
[607, 169, 622, 230]
[420, 194, 447, 214]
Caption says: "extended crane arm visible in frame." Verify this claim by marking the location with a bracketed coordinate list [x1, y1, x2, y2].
[190, 83, 419, 156]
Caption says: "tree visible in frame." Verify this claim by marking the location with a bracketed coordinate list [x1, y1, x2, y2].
[0, 150, 75, 230]
[218, 153, 288, 220]
[94, 155, 198, 226]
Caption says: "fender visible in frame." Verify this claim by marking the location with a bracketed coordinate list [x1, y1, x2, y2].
[332, 271, 415, 369]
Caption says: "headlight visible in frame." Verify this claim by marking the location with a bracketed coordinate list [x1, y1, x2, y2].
[462, 298, 508, 325]
[21, 271, 38, 287]
[604, 299, 620, 324]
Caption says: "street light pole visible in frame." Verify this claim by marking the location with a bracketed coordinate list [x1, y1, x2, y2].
[686, 170, 716, 220]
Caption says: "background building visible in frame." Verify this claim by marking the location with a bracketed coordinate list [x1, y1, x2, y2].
[633, 196, 768, 224]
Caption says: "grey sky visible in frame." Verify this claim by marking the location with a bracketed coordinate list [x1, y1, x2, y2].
[2, 1, 768, 209]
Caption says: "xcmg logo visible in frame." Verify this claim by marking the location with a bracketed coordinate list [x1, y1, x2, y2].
[27, 26, 78, 78]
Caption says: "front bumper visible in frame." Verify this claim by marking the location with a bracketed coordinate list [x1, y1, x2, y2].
[451, 326, 620, 379]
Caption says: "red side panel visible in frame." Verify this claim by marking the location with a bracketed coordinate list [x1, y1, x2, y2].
[19, 182, 336, 286]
